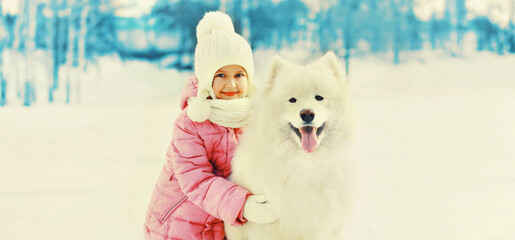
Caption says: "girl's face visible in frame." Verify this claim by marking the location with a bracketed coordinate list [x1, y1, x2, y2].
[212, 65, 248, 100]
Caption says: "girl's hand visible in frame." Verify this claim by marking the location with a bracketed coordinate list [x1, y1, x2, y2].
[242, 195, 277, 224]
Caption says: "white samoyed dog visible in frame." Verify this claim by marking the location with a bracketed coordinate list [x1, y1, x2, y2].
[225, 52, 356, 240]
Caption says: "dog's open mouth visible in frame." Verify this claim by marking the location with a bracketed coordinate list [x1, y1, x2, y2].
[289, 123, 325, 153]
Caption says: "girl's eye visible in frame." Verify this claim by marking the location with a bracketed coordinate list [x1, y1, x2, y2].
[315, 95, 324, 101]
[235, 73, 244, 78]
[289, 97, 297, 103]
[216, 73, 225, 78]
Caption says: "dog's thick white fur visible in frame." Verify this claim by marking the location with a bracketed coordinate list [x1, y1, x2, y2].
[225, 52, 356, 240]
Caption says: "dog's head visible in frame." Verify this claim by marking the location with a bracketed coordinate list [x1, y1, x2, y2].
[261, 52, 348, 153]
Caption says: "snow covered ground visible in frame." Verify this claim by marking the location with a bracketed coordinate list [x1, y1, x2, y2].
[347, 52, 515, 240]
[1, 52, 515, 239]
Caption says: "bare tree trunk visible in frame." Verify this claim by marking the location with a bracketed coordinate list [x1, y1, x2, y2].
[340, 0, 353, 73]
[456, 0, 467, 54]
[407, 0, 421, 51]
[19, 0, 35, 106]
[241, 0, 251, 41]
[49, 0, 59, 102]
[76, 6, 89, 104]
[65, 0, 75, 104]
[509, 0, 515, 53]
[0, 4, 6, 106]
[25, 0, 37, 105]
[11, 0, 24, 103]
[391, 0, 402, 65]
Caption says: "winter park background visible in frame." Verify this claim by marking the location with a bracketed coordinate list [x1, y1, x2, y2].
[1, 0, 515, 239]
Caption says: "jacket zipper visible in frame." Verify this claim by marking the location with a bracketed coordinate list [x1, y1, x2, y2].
[161, 195, 188, 223]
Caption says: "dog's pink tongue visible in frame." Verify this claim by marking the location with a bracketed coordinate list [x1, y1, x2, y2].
[300, 126, 317, 153]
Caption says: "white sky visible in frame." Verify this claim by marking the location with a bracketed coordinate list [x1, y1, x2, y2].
[2, 0, 19, 14]
[1, 0, 158, 16]
[1, 0, 514, 26]
[111, 0, 157, 17]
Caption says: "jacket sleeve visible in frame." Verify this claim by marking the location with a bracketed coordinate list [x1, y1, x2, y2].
[170, 112, 251, 226]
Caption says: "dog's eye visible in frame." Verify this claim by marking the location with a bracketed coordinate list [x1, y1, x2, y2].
[315, 95, 324, 101]
[289, 98, 297, 103]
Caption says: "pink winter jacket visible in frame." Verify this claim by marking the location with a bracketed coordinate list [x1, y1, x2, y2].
[144, 76, 251, 240]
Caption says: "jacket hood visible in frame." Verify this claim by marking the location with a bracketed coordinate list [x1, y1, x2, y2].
[180, 75, 200, 110]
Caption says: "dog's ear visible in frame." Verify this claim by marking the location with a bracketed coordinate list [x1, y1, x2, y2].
[264, 55, 287, 92]
[319, 52, 345, 81]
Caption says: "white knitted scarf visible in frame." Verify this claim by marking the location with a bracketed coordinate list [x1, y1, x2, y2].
[187, 97, 252, 128]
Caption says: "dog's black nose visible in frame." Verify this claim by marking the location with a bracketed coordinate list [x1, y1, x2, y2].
[300, 109, 315, 123]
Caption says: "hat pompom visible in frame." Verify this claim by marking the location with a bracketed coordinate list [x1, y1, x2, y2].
[196, 11, 235, 41]
[186, 97, 211, 123]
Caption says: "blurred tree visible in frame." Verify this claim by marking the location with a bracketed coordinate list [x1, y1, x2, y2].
[390, 0, 402, 65]
[35, 3, 49, 49]
[18, 0, 37, 106]
[367, 0, 391, 53]
[275, 0, 308, 49]
[76, 4, 89, 103]
[442, 0, 453, 51]
[4, 0, 515, 107]
[339, 0, 358, 69]
[65, 0, 80, 104]
[86, 0, 118, 58]
[455, 0, 467, 53]
[248, 0, 275, 49]
[151, 0, 216, 69]
[509, 1, 515, 53]
[227, 0, 244, 34]
[0, 3, 6, 106]
[49, 0, 69, 103]
[316, 7, 339, 54]
[471, 16, 497, 52]
[507, 22, 515, 53]
[4, 15, 16, 48]
[406, 0, 422, 51]
[430, 13, 451, 50]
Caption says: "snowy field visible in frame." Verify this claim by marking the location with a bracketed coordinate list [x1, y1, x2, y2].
[1, 52, 515, 239]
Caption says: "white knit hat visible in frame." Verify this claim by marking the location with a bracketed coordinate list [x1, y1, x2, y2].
[194, 11, 257, 100]
[187, 11, 258, 123]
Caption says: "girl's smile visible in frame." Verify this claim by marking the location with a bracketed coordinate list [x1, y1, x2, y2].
[222, 91, 238, 97]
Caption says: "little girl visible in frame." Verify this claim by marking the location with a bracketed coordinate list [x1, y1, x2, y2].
[144, 12, 276, 240]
